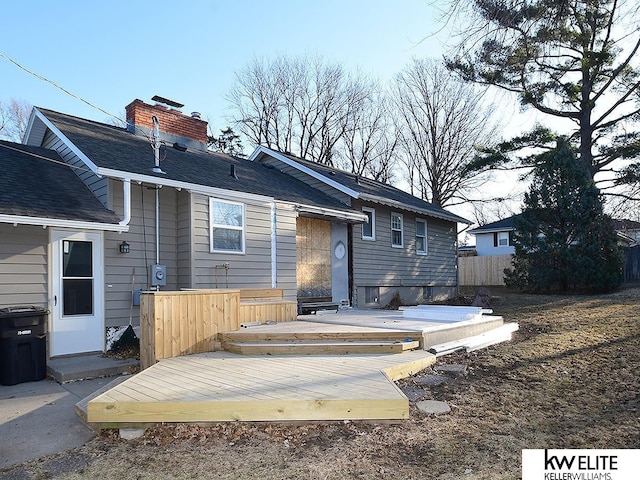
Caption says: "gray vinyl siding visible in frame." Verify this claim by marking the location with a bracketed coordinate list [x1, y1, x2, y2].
[351, 201, 458, 307]
[259, 157, 352, 205]
[275, 204, 298, 301]
[41, 130, 109, 207]
[103, 180, 178, 328]
[0, 224, 48, 309]
[192, 194, 271, 289]
[190, 195, 298, 300]
[176, 190, 192, 289]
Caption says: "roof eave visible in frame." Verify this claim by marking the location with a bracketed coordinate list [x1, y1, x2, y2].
[358, 193, 471, 225]
[250, 146, 360, 199]
[0, 214, 128, 232]
[97, 167, 275, 205]
[296, 204, 368, 223]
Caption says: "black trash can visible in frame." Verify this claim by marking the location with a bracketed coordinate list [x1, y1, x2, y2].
[0, 306, 47, 386]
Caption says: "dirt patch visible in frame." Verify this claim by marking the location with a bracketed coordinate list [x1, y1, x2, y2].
[4, 288, 639, 479]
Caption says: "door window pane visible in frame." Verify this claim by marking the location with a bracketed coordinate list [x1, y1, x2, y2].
[63, 279, 93, 315]
[63, 241, 92, 277]
[62, 240, 94, 316]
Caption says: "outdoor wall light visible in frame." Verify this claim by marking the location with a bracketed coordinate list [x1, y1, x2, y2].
[119, 241, 130, 254]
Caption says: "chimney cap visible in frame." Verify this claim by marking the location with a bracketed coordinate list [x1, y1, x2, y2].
[191, 112, 201, 119]
[151, 95, 184, 108]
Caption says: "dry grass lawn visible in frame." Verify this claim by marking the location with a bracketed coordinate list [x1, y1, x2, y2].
[4, 287, 639, 479]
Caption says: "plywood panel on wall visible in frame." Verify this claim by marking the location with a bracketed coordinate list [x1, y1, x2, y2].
[296, 217, 332, 298]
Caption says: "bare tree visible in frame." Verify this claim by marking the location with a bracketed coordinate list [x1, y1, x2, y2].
[392, 58, 499, 207]
[0, 99, 32, 142]
[227, 55, 372, 167]
[339, 92, 398, 182]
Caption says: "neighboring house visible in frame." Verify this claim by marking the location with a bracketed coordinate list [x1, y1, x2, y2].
[469, 214, 639, 256]
[613, 219, 640, 247]
[250, 147, 470, 308]
[0, 97, 469, 357]
[467, 216, 517, 256]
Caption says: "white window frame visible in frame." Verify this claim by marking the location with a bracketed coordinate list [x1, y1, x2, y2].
[415, 219, 428, 255]
[391, 212, 403, 248]
[209, 198, 246, 254]
[498, 231, 509, 247]
[362, 207, 376, 241]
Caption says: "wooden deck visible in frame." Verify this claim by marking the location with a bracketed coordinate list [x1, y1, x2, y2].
[88, 310, 505, 427]
[87, 350, 435, 426]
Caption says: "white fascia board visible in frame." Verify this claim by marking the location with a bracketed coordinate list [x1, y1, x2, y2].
[296, 203, 368, 223]
[249, 146, 360, 199]
[468, 227, 515, 235]
[32, 108, 100, 174]
[0, 214, 129, 233]
[359, 193, 472, 225]
[97, 168, 275, 205]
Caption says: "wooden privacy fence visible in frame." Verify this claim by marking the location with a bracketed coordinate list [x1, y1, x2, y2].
[140, 288, 297, 369]
[458, 254, 513, 286]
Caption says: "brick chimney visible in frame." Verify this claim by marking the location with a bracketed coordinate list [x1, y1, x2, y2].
[125, 98, 208, 152]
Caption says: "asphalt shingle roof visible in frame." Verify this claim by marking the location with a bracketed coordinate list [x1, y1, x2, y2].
[39, 109, 357, 214]
[278, 151, 470, 224]
[0, 140, 121, 224]
[468, 215, 520, 234]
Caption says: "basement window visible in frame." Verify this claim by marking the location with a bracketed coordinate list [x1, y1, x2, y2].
[210, 198, 245, 254]
[365, 286, 380, 304]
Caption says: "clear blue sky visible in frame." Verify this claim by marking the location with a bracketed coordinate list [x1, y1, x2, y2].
[1, 0, 451, 132]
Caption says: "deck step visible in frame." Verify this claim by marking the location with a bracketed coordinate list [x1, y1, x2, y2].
[222, 339, 421, 355]
[220, 330, 422, 345]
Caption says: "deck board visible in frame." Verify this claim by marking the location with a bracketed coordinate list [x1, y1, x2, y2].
[87, 350, 435, 424]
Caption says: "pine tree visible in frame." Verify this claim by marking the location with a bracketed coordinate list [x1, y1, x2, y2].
[505, 139, 623, 293]
[208, 127, 245, 157]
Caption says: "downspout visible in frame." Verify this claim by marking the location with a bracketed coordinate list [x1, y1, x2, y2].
[119, 178, 131, 227]
[271, 202, 277, 288]
[155, 186, 160, 265]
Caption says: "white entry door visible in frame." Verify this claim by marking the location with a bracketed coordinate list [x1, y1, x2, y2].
[50, 230, 104, 356]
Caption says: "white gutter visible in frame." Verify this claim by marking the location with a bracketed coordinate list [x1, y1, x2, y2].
[119, 178, 131, 227]
[249, 146, 360, 199]
[0, 214, 128, 232]
[97, 167, 274, 206]
[358, 193, 472, 225]
[297, 204, 368, 223]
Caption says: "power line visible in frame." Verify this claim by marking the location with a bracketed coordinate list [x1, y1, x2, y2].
[0, 142, 96, 175]
[0, 51, 125, 125]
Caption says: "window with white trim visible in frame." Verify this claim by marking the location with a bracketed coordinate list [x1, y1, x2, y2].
[210, 198, 245, 254]
[416, 219, 427, 254]
[362, 207, 375, 240]
[494, 231, 511, 247]
[391, 212, 403, 247]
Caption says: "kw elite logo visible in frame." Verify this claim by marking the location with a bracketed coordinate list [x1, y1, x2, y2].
[543, 450, 616, 480]
[522, 449, 637, 480]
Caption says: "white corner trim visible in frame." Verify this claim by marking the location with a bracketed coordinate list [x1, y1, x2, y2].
[32, 108, 100, 174]
[249, 146, 360, 199]
[0, 214, 129, 232]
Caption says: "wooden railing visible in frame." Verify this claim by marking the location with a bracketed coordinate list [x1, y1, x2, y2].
[140, 288, 297, 369]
